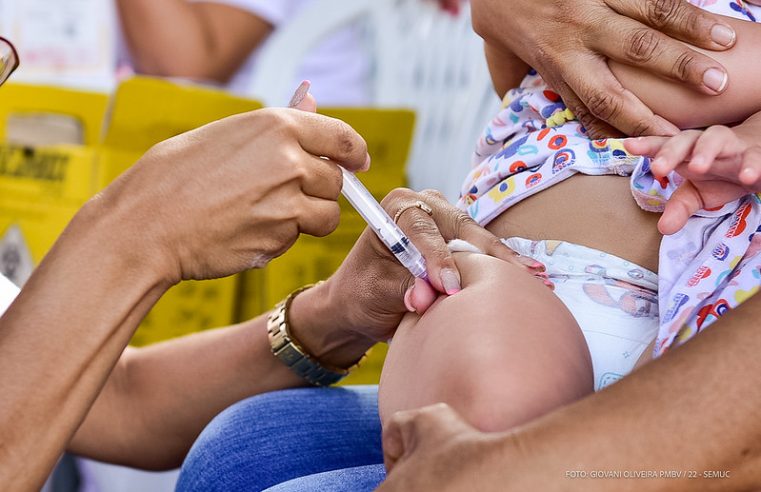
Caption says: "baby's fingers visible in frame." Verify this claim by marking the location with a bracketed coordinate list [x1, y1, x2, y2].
[649, 131, 703, 177]
[689, 125, 745, 174]
[659, 181, 704, 235]
[739, 146, 761, 189]
[624, 136, 670, 157]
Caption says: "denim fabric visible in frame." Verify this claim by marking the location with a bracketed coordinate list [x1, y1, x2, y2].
[177, 385, 383, 492]
[264, 464, 386, 492]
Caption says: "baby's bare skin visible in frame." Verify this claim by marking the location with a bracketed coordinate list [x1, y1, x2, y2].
[488, 175, 662, 272]
[379, 253, 593, 432]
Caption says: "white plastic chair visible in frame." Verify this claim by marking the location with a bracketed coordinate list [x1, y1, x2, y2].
[248, 0, 499, 201]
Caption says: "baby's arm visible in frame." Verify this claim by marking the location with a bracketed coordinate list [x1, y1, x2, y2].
[610, 16, 761, 131]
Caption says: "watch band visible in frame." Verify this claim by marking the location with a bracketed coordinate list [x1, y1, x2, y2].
[267, 283, 350, 386]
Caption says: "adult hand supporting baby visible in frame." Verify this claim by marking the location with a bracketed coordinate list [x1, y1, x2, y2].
[379, 403, 510, 492]
[306, 188, 541, 345]
[471, 0, 737, 138]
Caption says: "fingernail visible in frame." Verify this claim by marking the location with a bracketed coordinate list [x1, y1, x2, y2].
[703, 68, 728, 94]
[741, 167, 758, 183]
[711, 24, 736, 47]
[515, 255, 544, 270]
[288, 80, 311, 108]
[404, 287, 416, 312]
[544, 280, 555, 290]
[690, 155, 707, 171]
[440, 269, 461, 295]
[362, 154, 371, 172]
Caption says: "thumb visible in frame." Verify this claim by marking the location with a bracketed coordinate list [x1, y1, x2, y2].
[659, 181, 703, 235]
[404, 277, 438, 315]
[383, 409, 420, 473]
[294, 92, 317, 113]
[383, 403, 474, 473]
[288, 80, 318, 112]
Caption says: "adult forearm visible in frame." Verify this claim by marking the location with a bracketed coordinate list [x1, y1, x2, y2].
[68, 280, 373, 470]
[69, 319, 303, 469]
[116, 0, 272, 82]
[0, 202, 171, 490]
[508, 292, 761, 492]
[116, 0, 206, 76]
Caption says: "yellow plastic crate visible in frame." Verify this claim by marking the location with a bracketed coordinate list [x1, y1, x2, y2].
[0, 145, 96, 285]
[0, 83, 109, 146]
[0, 84, 107, 287]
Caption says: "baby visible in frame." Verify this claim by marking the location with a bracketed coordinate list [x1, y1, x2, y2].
[379, 0, 761, 432]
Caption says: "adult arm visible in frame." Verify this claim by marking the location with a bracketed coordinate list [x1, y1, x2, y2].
[381, 295, 761, 491]
[471, 0, 742, 137]
[67, 288, 363, 470]
[116, 0, 272, 82]
[0, 108, 370, 491]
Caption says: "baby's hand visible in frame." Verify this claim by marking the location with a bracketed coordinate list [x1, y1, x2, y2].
[625, 126, 761, 235]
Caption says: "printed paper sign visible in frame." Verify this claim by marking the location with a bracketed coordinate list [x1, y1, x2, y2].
[0, 0, 116, 91]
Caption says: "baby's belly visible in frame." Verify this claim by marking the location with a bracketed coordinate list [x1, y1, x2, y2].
[486, 175, 662, 273]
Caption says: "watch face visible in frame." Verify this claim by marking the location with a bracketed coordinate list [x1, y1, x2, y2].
[0, 37, 19, 86]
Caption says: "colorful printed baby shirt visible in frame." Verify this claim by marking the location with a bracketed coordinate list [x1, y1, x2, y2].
[457, 0, 761, 357]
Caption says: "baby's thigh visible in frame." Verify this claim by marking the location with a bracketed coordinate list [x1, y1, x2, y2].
[378, 253, 593, 432]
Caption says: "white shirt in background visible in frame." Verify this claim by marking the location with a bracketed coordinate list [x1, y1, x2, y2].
[117, 0, 370, 106]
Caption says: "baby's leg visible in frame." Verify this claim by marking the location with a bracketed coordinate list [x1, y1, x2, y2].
[378, 252, 593, 432]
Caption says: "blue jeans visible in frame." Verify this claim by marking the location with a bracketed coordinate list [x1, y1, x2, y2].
[176, 385, 385, 492]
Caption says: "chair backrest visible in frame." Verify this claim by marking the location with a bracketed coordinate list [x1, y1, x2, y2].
[248, 0, 498, 201]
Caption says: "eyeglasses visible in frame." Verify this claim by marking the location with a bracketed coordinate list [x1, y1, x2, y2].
[0, 37, 19, 86]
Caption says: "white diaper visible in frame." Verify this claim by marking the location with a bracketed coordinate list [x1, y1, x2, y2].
[502, 237, 659, 391]
[449, 238, 659, 391]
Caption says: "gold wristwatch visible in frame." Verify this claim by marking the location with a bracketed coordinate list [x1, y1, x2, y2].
[267, 283, 351, 386]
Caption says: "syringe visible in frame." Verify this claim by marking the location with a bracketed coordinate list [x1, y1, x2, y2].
[288, 80, 428, 280]
[340, 169, 429, 280]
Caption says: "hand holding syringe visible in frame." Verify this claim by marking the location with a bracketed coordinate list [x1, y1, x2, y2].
[340, 169, 429, 280]
[289, 81, 429, 282]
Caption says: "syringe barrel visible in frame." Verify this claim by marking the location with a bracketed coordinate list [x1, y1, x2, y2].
[340, 169, 428, 279]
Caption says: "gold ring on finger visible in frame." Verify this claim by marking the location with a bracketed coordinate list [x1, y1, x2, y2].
[393, 200, 434, 224]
